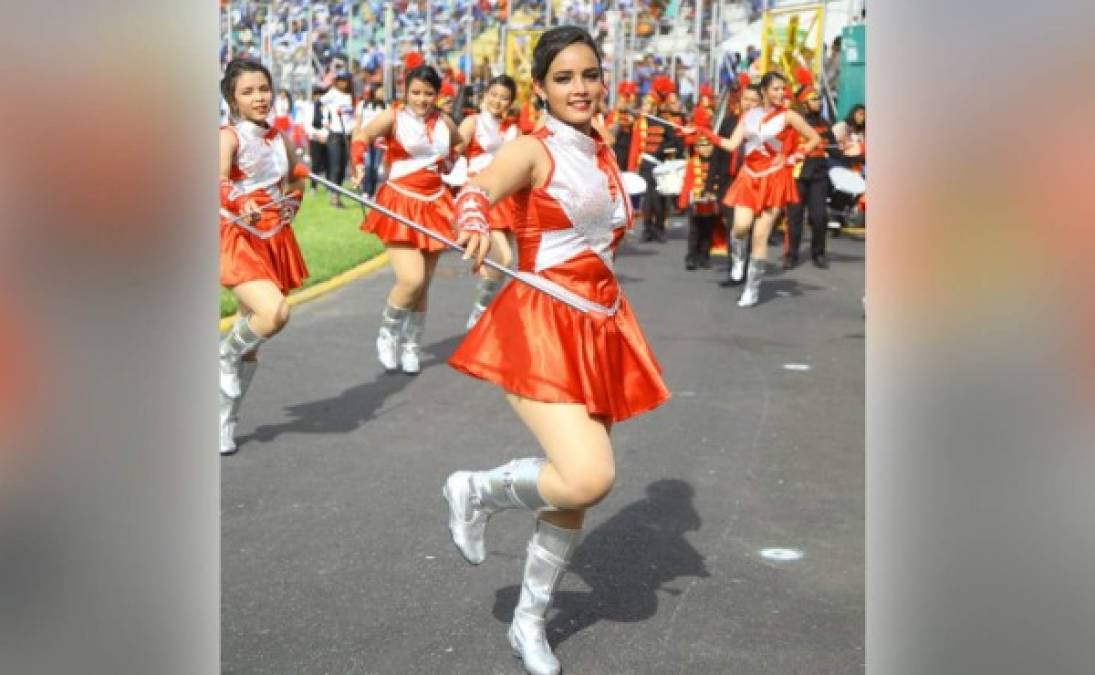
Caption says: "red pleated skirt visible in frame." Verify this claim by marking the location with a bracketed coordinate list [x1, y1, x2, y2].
[362, 170, 455, 252]
[449, 257, 670, 423]
[220, 210, 308, 294]
[723, 165, 799, 212]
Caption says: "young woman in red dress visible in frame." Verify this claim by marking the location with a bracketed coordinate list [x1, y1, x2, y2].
[218, 60, 310, 455]
[441, 27, 670, 675]
[457, 74, 519, 330]
[691, 71, 821, 307]
[350, 65, 463, 374]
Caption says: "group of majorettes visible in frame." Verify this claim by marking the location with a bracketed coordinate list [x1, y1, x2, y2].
[217, 26, 826, 675]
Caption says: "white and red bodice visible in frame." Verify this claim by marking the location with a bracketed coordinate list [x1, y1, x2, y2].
[513, 115, 631, 310]
[739, 106, 799, 178]
[385, 106, 451, 182]
[466, 112, 518, 175]
[224, 120, 290, 204]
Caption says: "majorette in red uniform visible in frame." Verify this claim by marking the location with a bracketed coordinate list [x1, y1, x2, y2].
[696, 72, 820, 307]
[352, 68, 460, 374]
[449, 114, 670, 422]
[360, 104, 456, 251]
[218, 60, 311, 456]
[220, 120, 310, 294]
[460, 84, 522, 330]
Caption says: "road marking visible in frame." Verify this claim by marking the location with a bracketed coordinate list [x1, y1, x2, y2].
[760, 548, 804, 562]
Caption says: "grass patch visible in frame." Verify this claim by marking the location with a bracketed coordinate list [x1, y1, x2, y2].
[220, 189, 384, 316]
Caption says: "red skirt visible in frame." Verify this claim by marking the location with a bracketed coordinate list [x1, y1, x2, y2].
[723, 166, 799, 212]
[362, 170, 455, 252]
[449, 261, 670, 423]
[220, 212, 308, 294]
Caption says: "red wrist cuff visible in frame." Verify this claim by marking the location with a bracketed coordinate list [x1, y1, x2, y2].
[351, 139, 366, 167]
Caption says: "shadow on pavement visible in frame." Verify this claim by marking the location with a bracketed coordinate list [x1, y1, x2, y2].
[238, 334, 464, 445]
[491, 479, 709, 648]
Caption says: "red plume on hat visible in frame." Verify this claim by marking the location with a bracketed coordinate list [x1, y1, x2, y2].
[738, 72, 751, 87]
[691, 105, 712, 128]
[651, 75, 676, 98]
[699, 83, 714, 100]
[403, 51, 425, 70]
[617, 80, 638, 96]
[794, 65, 814, 87]
[439, 81, 456, 98]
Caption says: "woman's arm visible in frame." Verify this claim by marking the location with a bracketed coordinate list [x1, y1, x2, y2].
[457, 114, 477, 157]
[785, 110, 821, 157]
[686, 118, 746, 154]
[351, 108, 395, 186]
[453, 136, 547, 269]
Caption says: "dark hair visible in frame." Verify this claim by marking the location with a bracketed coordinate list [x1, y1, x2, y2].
[845, 103, 865, 132]
[743, 84, 763, 98]
[758, 71, 789, 95]
[220, 59, 273, 111]
[404, 64, 442, 94]
[486, 74, 517, 101]
[531, 25, 602, 84]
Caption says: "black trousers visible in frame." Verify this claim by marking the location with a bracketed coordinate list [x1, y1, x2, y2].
[326, 132, 351, 188]
[640, 166, 669, 237]
[786, 175, 829, 258]
[308, 139, 328, 189]
[686, 211, 718, 265]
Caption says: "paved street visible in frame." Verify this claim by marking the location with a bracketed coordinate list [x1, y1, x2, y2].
[222, 221, 865, 674]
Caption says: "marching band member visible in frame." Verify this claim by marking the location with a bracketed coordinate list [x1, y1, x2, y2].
[679, 129, 720, 270]
[692, 72, 821, 307]
[605, 80, 638, 170]
[627, 76, 683, 243]
[458, 74, 520, 330]
[351, 64, 463, 374]
[713, 85, 761, 287]
[218, 59, 310, 455]
[442, 27, 670, 675]
[785, 87, 838, 269]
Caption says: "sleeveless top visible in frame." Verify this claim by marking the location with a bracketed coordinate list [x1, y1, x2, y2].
[223, 120, 290, 203]
[739, 106, 798, 178]
[386, 106, 451, 181]
[466, 112, 518, 175]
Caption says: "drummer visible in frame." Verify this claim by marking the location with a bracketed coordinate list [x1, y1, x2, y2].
[785, 87, 838, 269]
[679, 127, 720, 270]
[627, 76, 684, 243]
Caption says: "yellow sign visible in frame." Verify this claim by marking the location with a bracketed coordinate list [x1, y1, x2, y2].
[505, 29, 543, 106]
[760, 4, 825, 85]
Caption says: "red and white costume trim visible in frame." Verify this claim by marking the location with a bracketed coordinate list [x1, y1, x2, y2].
[465, 111, 520, 231]
[449, 115, 670, 422]
[723, 106, 800, 212]
[219, 120, 308, 293]
[361, 105, 456, 252]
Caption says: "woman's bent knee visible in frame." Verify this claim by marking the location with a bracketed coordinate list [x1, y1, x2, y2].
[563, 466, 615, 508]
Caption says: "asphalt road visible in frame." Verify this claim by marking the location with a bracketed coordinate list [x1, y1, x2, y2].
[222, 220, 865, 674]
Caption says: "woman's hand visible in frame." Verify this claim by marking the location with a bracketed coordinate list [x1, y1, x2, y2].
[455, 229, 491, 273]
[241, 198, 262, 225]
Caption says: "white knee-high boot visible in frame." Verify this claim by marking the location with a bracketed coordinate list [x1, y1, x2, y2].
[376, 303, 409, 371]
[508, 519, 580, 675]
[399, 311, 426, 374]
[219, 360, 258, 455]
[466, 277, 502, 330]
[442, 457, 553, 565]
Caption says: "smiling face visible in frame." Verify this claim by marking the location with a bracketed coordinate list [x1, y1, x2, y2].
[741, 88, 762, 112]
[764, 78, 787, 107]
[405, 77, 438, 117]
[483, 83, 514, 117]
[232, 71, 273, 123]
[533, 42, 603, 131]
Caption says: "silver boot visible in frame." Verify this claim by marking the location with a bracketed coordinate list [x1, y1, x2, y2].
[399, 311, 426, 374]
[442, 458, 552, 565]
[729, 237, 747, 283]
[738, 258, 766, 308]
[219, 360, 258, 455]
[376, 304, 409, 372]
[466, 277, 502, 330]
[220, 316, 265, 398]
[508, 519, 580, 675]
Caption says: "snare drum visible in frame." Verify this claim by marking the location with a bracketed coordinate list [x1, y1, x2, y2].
[620, 171, 647, 196]
[653, 159, 686, 196]
[828, 166, 866, 196]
